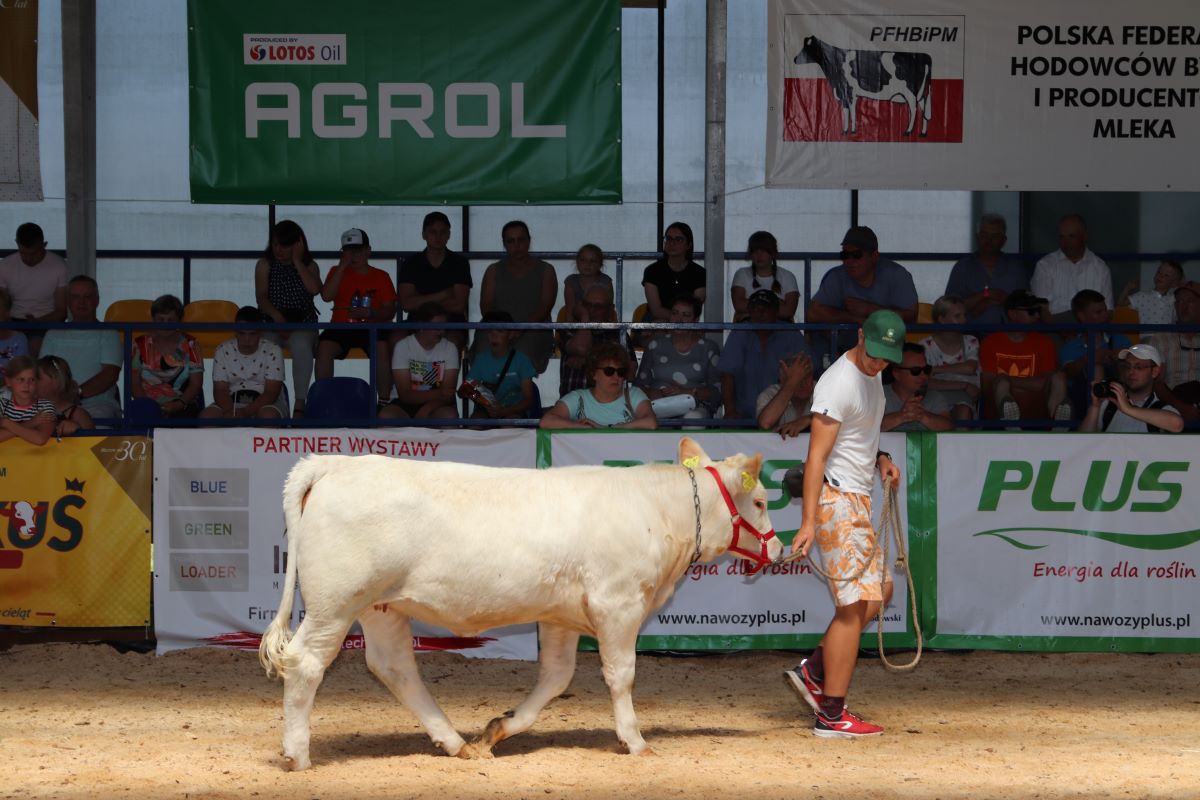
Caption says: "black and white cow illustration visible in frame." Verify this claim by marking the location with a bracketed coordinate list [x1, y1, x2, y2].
[794, 35, 932, 137]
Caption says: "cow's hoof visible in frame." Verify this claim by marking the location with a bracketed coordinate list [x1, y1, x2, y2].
[637, 747, 658, 757]
[282, 754, 310, 771]
[479, 716, 508, 749]
[454, 742, 490, 760]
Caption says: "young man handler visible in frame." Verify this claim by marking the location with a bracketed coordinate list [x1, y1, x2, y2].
[784, 309, 905, 737]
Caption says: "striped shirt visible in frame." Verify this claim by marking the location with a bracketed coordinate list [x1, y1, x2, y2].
[1, 396, 56, 423]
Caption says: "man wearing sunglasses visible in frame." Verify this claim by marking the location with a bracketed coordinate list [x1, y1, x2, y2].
[807, 226, 919, 357]
[881, 344, 954, 432]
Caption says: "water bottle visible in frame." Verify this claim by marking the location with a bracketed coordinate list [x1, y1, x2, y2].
[350, 290, 362, 312]
[361, 292, 371, 313]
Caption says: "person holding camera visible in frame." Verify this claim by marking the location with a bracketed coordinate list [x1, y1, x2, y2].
[1079, 344, 1183, 433]
[881, 343, 954, 432]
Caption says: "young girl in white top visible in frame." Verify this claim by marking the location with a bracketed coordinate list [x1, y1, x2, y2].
[729, 231, 799, 322]
[563, 244, 614, 322]
[920, 295, 980, 421]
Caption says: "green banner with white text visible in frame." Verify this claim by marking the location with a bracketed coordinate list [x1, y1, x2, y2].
[188, 0, 622, 205]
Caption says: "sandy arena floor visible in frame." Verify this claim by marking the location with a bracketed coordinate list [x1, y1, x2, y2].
[1, 642, 1197, 799]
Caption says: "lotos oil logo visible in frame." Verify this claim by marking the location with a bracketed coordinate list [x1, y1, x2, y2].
[0, 478, 87, 569]
[973, 460, 1200, 550]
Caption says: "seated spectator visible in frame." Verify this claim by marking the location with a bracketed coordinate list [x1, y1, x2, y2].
[200, 306, 289, 421]
[920, 294, 980, 422]
[558, 283, 633, 399]
[540, 341, 656, 430]
[379, 302, 459, 421]
[0, 355, 56, 445]
[396, 211, 472, 351]
[463, 310, 536, 420]
[1080, 344, 1183, 433]
[634, 295, 721, 420]
[807, 225, 918, 355]
[755, 350, 814, 437]
[718, 289, 812, 421]
[730, 231, 799, 322]
[980, 290, 1070, 425]
[563, 243, 613, 323]
[0, 222, 68, 357]
[40, 275, 121, 419]
[1145, 280, 1200, 422]
[131, 294, 203, 419]
[944, 213, 1029, 329]
[254, 219, 322, 417]
[1031, 214, 1113, 319]
[36, 355, 94, 436]
[882, 344, 954, 432]
[1117, 258, 1185, 326]
[0, 287, 30, 388]
[316, 228, 397, 399]
[477, 220, 557, 374]
[643, 221, 705, 323]
[1059, 289, 1131, 418]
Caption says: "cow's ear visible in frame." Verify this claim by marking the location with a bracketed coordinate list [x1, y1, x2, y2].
[678, 437, 711, 469]
[737, 453, 764, 494]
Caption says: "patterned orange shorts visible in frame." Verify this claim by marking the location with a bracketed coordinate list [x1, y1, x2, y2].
[814, 482, 891, 606]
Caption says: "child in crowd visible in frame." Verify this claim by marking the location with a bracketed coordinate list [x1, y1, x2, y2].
[200, 306, 289, 420]
[463, 310, 536, 419]
[1117, 259, 1185, 325]
[0, 355, 56, 445]
[729, 230, 800, 322]
[563, 244, 613, 322]
[920, 295, 980, 421]
[379, 302, 459, 420]
[0, 288, 30, 390]
[37, 355, 94, 437]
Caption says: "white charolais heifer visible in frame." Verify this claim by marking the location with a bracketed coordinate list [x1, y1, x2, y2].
[259, 437, 781, 770]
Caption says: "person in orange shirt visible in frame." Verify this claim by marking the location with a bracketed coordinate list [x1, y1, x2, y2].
[315, 228, 397, 400]
[979, 290, 1070, 425]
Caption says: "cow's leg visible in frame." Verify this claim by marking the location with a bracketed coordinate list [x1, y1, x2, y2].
[280, 614, 353, 770]
[841, 104, 852, 135]
[595, 619, 651, 755]
[477, 624, 580, 755]
[359, 607, 471, 758]
[902, 95, 917, 136]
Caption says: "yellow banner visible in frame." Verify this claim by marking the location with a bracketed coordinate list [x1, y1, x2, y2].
[0, 436, 151, 627]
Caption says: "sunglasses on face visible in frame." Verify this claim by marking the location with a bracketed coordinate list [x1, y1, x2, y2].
[898, 365, 933, 376]
[597, 366, 628, 378]
[840, 249, 864, 261]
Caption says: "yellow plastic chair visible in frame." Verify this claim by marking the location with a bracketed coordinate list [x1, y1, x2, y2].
[183, 299, 240, 358]
[1111, 306, 1140, 345]
[906, 302, 934, 343]
[103, 298, 154, 344]
[631, 302, 650, 351]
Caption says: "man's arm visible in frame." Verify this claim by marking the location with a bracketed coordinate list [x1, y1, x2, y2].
[792, 412, 840, 558]
[79, 364, 120, 400]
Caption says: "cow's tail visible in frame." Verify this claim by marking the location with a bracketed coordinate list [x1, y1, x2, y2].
[258, 455, 332, 679]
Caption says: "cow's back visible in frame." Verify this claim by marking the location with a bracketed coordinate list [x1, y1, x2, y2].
[289, 456, 687, 635]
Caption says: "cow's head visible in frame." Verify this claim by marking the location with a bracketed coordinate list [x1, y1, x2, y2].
[677, 438, 782, 568]
[793, 35, 822, 66]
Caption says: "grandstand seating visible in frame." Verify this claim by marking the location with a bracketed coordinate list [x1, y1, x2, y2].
[305, 377, 375, 421]
[183, 299, 239, 358]
[1112, 305, 1140, 344]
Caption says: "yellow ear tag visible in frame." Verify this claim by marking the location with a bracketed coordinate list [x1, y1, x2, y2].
[742, 472, 756, 492]
[682, 456, 700, 469]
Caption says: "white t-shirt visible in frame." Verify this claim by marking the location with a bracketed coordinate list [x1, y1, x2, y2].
[212, 338, 284, 393]
[809, 353, 885, 496]
[1127, 289, 1176, 325]
[920, 334, 980, 387]
[391, 336, 459, 395]
[731, 266, 800, 304]
[0, 251, 69, 318]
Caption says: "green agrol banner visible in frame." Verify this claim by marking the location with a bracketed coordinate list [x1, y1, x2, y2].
[188, 0, 622, 205]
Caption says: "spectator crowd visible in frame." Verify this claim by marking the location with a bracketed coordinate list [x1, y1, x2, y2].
[0, 211, 1195, 439]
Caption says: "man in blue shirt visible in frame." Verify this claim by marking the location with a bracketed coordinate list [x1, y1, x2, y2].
[944, 214, 1030, 329]
[718, 289, 811, 420]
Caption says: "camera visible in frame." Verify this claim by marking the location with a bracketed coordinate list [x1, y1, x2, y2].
[1092, 380, 1116, 399]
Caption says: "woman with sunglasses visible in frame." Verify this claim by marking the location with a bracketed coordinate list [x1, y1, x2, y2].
[36, 355, 94, 436]
[642, 222, 705, 323]
[881, 343, 954, 431]
[539, 341, 656, 429]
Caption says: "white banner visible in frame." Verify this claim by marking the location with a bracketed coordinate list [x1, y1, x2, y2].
[153, 428, 538, 659]
[767, 0, 1200, 190]
[548, 431, 912, 647]
[937, 434, 1200, 643]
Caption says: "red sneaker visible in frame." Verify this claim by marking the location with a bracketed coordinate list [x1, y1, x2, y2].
[783, 659, 824, 715]
[813, 707, 883, 738]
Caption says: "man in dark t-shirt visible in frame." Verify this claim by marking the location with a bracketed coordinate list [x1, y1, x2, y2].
[395, 211, 473, 349]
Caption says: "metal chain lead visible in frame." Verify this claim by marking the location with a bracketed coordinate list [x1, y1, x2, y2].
[686, 467, 703, 564]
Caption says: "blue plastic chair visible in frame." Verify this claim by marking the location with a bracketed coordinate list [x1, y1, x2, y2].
[305, 377, 376, 421]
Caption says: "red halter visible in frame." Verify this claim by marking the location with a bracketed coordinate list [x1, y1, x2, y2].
[704, 466, 778, 574]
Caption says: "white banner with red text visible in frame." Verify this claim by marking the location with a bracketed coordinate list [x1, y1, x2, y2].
[152, 427, 538, 659]
[767, 0, 1200, 190]
[543, 430, 916, 650]
[935, 434, 1200, 650]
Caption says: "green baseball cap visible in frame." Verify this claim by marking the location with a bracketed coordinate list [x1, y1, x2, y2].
[863, 309, 906, 363]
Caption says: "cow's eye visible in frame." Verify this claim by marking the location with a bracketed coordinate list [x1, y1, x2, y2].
[754, 499, 766, 511]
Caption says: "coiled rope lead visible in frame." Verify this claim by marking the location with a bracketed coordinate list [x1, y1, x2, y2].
[780, 478, 922, 671]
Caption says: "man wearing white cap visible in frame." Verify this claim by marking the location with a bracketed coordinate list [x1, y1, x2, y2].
[1080, 343, 1183, 433]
